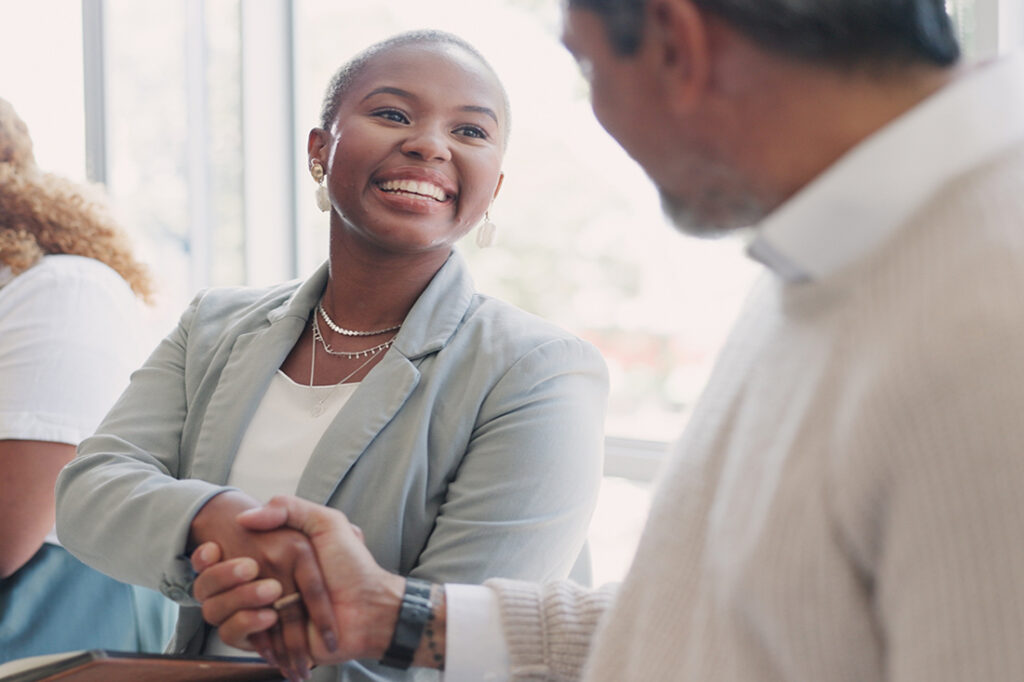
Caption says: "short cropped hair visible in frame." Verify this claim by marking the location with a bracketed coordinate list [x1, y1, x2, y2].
[318, 30, 512, 145]
[568, 0, 960, 69]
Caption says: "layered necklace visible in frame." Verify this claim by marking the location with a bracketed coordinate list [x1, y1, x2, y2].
[317, 302, 401, 337]
[307, 302, 401, 416]
[312, 317, 394, 359]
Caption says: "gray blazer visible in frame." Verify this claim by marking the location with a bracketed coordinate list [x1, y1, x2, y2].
[56, 251, 608, 680]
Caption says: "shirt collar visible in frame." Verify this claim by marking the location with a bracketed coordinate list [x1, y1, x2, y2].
[747, 52, 1024, 283]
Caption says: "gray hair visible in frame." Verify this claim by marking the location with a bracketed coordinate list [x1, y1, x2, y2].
[318, 30, 511, 145]
[568, 0, 960, 69]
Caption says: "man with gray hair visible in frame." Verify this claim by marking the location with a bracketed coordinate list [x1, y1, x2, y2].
[191, 1, 1024, 680]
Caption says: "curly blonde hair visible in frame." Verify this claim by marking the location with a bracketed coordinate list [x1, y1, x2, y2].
[0, 98, 153, 302]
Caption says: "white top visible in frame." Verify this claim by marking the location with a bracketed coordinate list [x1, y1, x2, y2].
[225, 371, 357, 503]
[0, 255, 141, 546]
[205, 371, 355, 657]
[456, 53, 1024, 681]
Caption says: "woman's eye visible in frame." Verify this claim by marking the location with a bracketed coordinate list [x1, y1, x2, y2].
[372, 109, 409, 124]
[455, 125, 487, 140]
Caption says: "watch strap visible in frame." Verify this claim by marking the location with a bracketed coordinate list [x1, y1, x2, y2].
[380, 577, 434, 669]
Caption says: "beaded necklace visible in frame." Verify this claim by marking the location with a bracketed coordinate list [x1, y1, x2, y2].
[317, 301, 402, 337]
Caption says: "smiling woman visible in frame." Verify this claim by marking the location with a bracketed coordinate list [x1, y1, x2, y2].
[308, 36, 506, 256]
[55, 29, 608, 682]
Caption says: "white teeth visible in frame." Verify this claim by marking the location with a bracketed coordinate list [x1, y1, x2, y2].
[378, 179, 447, 201]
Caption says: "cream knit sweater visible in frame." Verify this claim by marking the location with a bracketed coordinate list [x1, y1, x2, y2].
[488, 94, 1024, 682]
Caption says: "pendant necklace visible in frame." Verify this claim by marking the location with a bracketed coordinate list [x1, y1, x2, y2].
[308, 318, 392, 417]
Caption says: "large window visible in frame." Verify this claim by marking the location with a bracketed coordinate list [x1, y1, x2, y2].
[99, 0, 245, 342]
[4, 0, 1017, 583]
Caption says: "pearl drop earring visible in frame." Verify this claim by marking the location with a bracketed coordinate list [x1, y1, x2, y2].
[311, 161, 330, 213]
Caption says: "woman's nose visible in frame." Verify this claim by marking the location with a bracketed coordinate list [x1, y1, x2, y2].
[400, 126, 451, 162]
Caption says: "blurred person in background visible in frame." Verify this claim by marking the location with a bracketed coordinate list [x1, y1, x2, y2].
[0, 96, 175, 662]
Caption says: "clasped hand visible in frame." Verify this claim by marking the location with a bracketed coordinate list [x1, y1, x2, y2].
[190, 494, 405, 682]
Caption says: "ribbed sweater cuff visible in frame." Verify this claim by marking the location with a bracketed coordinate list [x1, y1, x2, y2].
[486, 578, 615, 682]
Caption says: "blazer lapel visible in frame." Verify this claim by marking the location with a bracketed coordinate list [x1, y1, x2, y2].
[189, 321, 305, 483]
[190, 265, 329, 484]
[294, 251, 475, 504]
[296, 350, 420, 503]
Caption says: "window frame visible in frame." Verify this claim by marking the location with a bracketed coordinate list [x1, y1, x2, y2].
[973, 0, 1024, 56]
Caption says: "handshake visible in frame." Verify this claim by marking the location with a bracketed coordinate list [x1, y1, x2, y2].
[189, 494, 442, 682]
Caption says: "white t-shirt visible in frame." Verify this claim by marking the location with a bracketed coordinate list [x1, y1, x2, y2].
[0, 254, 142, 545]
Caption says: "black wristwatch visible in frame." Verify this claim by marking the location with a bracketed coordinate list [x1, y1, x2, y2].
[380, 577, 434, 669]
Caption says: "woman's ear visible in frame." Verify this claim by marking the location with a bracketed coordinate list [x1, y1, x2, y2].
[647, 0, 712, 115]
[491, 172, 505, 202]
[307, 127, 328, 164]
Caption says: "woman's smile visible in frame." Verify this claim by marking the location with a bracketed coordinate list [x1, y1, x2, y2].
[377, 179, 448, 202]
[371, 166, 457, 214]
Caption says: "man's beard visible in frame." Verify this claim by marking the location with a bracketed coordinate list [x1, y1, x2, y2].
[654, 160, 771, 237]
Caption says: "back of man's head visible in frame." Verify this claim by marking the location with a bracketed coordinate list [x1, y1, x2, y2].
[569, 0, 960, 71]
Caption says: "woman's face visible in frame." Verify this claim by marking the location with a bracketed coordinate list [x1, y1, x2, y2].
[311, 43, 506, 255]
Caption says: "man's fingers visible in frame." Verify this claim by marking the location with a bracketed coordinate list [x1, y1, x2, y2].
[294, 550, 340, 653]
[247, 630, 277, 667]
[236, 495, 316, 534]
[266, 624, 295, 682]
[277, 600, 311, 682]
[238, 495, 350, 540]
[235, 504, 289, 531]
[266, 602, 305, 679]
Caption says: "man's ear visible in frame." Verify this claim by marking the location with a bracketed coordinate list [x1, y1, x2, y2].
[646, 0, 711, 115]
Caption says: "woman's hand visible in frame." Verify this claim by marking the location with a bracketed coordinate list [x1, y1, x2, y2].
[190, 544, 282, 661]
[191, 495, 406, 668]
[189, 491, 339, 680]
